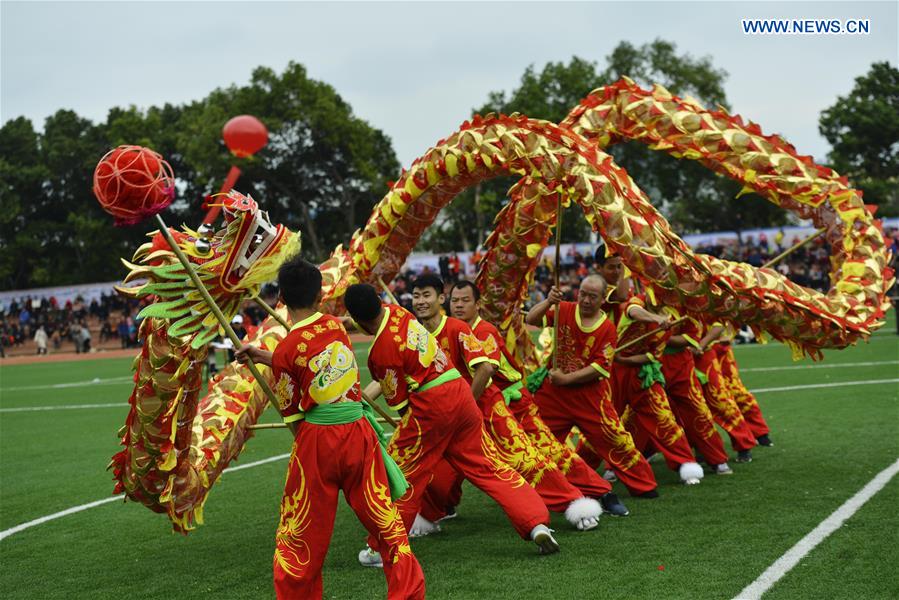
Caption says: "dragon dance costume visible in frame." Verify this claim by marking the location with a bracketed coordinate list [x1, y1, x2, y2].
[714, 332, 770, 439]
[367, 304, 549, 544]
[270, 312, 424, 599]
[419, 315, 601, 522]
[473, 316, 613, 500]
[659, 313, 731, 467]
[533, 301, 658, 496]
[610, 295, 702, 479]
[694, 324, 758, 453]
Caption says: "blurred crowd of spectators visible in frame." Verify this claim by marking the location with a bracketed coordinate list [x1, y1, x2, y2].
[0, 293, 146, 357]
[4, 227, 897, 357]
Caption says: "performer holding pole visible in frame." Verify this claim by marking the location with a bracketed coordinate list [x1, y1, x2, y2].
[236, 258, 424, 599]
[343, 283, 559, 566]
[526, 276, 659, 498]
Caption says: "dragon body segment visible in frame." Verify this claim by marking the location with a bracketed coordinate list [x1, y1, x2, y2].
[114, 80, 892, 532]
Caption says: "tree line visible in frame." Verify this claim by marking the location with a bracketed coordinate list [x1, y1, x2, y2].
[1, 41, 895, 289]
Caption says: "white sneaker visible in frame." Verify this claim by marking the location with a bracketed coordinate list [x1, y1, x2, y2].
[357, 546, 383, 568]
[602, 469, 618, 482]
[714, 463, 734, 475]
[409, 513, 441, 538]
[529, 524, 560, 555]
[576, 516, 600, 531]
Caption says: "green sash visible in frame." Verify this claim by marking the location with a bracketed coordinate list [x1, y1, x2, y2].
[501, 380, 524, 404]
[417, 368, 461, 394]
[526, 366, 549, 393]
[694, 368, 709, 385]
[638, 360, 666, 390]
[305, 402, 408, 500]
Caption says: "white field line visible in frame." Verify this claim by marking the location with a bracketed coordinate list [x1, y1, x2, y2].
[0, 403, 129, 413]
[751, 378, 899, 394]
[733, 457, 899, 600]
[3, 376, 897, 414]
[0, 376, 132, 393]
[741, 360, 898, 373]
[0, 452, 291, 542]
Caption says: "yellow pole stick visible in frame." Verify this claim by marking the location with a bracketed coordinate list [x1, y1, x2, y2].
[762, 228, 826, 269]
[249, 416, 392, 431]
[376, 276, 401, 305]
[552, 194, 563, 371]
[614, 317, 687, 355]
[154, 215, 281, 411]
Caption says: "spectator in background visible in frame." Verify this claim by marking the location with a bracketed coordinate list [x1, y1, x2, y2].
[34, 326, 48, 355]
[117, 317, 130, 349]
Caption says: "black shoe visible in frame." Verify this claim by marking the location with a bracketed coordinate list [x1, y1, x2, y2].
[634, 489, 659, 499]
[736, 450, 753, 463]
[694, 451, 706, 465]
[756, 434, 773, 447]
[600, 492, 630, 516]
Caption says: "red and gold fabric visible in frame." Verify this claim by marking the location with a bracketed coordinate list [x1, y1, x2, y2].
[431, 315, 496, 385]
[365, 305, 550, 541]
[542, 301, 616, 377]
[423, 316, 587, 515]
[473, 317, 612, 498]
[275, 420, 424, 600]
[535, 302, 657, 496]
[612, 363, 696, 470]
[271, 312, 423, 599]
[271, 313, 361, 422]
[716, 345, 770, 437]
[660, 349, 730, 466]
[366, 304, 453, 413]
[694, 348, 758, 452]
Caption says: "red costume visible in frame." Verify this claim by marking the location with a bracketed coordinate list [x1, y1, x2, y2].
[368, 305, 549, 542]
[610, 296, 699, 475]
[694, 325, 757, 452]
[474, 317, 612, 499]
[270, 312, 424, 600]
[420, 315, 595, 518]
[715, 342, 770, 438]
[659, 313, 731, 467]
[533, 302, 658, 496]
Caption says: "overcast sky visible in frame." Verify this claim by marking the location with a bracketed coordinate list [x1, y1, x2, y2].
[2, 1, 897, 167]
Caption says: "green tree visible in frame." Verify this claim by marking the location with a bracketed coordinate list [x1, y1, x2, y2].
[175, 62, 399, 260]
[819, 61, 899, 216]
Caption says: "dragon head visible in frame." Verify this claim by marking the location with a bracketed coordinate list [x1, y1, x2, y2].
[116, 189, 300, 348]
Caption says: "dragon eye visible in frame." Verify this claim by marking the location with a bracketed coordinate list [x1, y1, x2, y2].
[195, 238, 211, 255]
[197, 223, 215, 236]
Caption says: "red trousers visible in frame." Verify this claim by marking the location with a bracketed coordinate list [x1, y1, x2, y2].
[717, 346, 770, 437]
[421, 386, 588, 518]
[612, 363, 696, 471]
[695, 351, 757, 452]
[274, 419, 424, 600]
[534, 378, 658, 496]
[660, 351, 730, 466]
[508, 388, 611, 498]
[379, 379, 549, 542]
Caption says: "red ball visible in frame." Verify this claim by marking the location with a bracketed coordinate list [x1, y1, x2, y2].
[93, 146, 175, 226]
[222, 115, 268, 158]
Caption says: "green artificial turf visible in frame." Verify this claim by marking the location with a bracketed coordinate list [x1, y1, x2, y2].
[0, 322, 896, 599]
